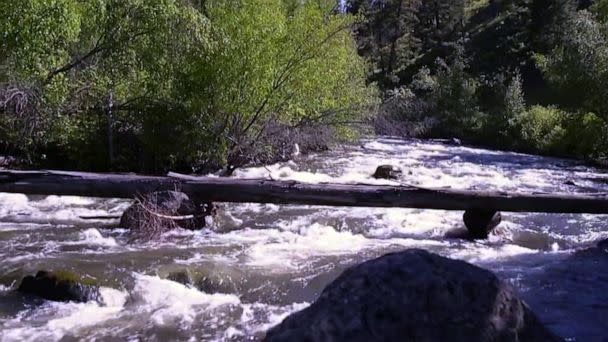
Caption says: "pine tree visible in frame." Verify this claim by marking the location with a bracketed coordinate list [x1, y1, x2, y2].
[414, 0, 465, 55]
[346, 0, 422, 89]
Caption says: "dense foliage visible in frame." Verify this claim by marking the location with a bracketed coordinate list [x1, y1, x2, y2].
[0, 0, 376, 172]
[3, 0, 607, 171]
[350, 0, 608, 162]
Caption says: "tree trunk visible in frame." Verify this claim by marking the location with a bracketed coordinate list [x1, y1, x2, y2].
[1, 170, 607, 214]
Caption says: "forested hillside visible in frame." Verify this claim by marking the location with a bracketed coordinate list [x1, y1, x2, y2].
[349, 0, 608, 162]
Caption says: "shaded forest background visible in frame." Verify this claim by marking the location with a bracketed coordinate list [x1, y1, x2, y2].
[1, 0, 607, 174]
[351, 0, 608, 163]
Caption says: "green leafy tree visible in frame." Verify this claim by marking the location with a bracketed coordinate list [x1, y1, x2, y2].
[1, 0, 375, 172]
[536, 8, 608, 121]
[190, 0, 376, 172]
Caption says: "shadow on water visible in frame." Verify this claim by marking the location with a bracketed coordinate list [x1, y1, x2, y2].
[0, 290, 47, 319]
[484, 241, 608, 341]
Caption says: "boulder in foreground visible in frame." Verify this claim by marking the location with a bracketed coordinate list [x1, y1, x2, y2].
[264, 249, 559, 342]
[17, 270, 100, 303]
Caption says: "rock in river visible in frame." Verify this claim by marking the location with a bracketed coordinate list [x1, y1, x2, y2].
[17, 270, 100, 303]
[120, 191, 211, 231]
[372, 165, 403, 180]
[463, 209, 502, 239]
[264, 249, 559, 342]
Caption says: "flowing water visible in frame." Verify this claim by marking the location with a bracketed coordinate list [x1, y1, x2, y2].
[1, 138, 608, 341]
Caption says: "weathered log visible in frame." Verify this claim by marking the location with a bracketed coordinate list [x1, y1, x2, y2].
[1, 169, 608, 213]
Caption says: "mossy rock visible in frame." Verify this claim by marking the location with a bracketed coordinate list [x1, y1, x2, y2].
[159, 265, 244, 294]
[17, 270, 100, 303]
[166, 270, 195, 286]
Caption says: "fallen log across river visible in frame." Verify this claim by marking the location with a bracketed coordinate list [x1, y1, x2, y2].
[0, 169, 607, 214]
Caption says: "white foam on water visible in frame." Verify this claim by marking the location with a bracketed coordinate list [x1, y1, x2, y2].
[0, 287, 127, 342]
[0, 222, 53, 232]
[450, 243, 538, 263]
[129, 274, 240, 327]
[3, 138, 608, 340]
[244, 223, 369, 269]
[547, 229, 608, 246]
[234, 163, 335, 184]
[362, 140, 399, 151]
[35, 195, 97, 207]
[367, 208, 461, 237]
[234, 302, 310, 337]
[0, 193, 128, 226]
[77, 228, 118, 247]
[0, 193, 31, 216]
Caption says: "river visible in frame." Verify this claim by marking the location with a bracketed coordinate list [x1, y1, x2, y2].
[1, 137, 607, 341]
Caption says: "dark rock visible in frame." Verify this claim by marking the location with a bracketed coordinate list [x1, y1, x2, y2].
[120, 191, 211, 230]
[167, 270, 194, 286]
[598, 239, 608, 251]
[196, 270, 243, 295]
[160, 265, 244, 294]
[463, 209, 502, 239]
[17, 270, 100, 303]
[564, 180, 577, 186]
[372, 165, 403, 180]
[264, 249, 559, 342]
[444, 227, 474, 240]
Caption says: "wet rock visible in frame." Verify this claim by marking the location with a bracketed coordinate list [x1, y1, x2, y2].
[160, 265, 244, 294]
[120, 191, 211, 230]
[444, 227, 474, 240]
[196, 273, 241, 295]
[372, 165, 403, 180]
[17, 270, 100, 303]
[167, 270, 194, 286]
[564, 180, 577, 186]
[264, 249, 559, 342]
[463, 209, 502, 239]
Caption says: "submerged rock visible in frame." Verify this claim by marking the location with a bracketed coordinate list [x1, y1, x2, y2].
[161, 265, 245, 295]
[17, 270, 100, 303]
[264, 249, 559, 342]
[372, 165, 403, 180]
[463, 209, 502, 239]
[166, 270, 194, 286]
[120, 191, 211, 231]
[195, 268, 244, 295]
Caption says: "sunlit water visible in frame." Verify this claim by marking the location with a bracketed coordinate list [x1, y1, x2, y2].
[1, 138, 607, 341]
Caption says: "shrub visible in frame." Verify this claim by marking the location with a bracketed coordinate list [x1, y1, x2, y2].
[513, 105, 567, 153]
[562, 111, 608, 160]
[513, 106, 608, 159]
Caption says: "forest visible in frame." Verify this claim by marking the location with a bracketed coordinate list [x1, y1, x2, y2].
[1, 0, 608, 173]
